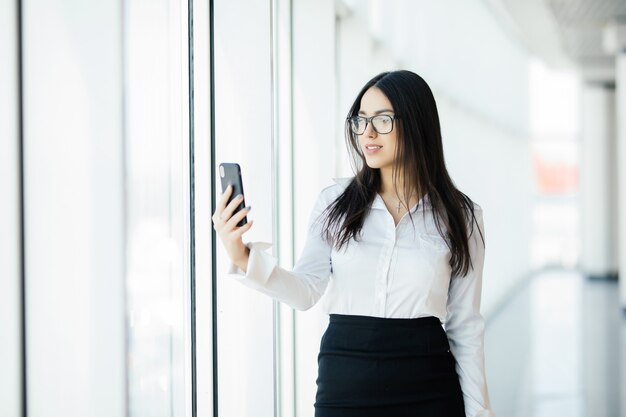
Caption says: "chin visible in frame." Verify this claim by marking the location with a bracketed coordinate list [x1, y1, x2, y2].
[364, 156, 389, 167]
[365, 161, 383, 169]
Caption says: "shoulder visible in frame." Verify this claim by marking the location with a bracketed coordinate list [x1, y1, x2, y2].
[469, 201, 483, 222]
[307, 177, 353, 226]
[461, 199, 483, 232]
[331, 176, 353, 188]
[318, 176, 354, 202]
[467, 201, 485, 242]
[463, 194, 482, 215]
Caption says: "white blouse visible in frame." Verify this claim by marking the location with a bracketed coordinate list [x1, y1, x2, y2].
[226, 176, 494, 417]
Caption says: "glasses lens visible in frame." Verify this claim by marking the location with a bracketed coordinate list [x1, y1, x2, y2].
[350, 117, 366, 134]
[372, 115, 393, 134]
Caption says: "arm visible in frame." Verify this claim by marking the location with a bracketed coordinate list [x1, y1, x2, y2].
[444, 207, 495, 417]
[224, 189, 332, 311]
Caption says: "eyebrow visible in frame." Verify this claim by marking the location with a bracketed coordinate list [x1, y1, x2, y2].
[358, 109, 394, 115]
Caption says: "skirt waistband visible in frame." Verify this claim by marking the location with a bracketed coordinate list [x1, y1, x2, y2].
[328, 313, 441, 328]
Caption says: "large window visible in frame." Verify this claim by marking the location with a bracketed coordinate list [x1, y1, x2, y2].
[124, 1, 192, 415]
[213, 1, 276, 415]
[0, 0, 22, 415]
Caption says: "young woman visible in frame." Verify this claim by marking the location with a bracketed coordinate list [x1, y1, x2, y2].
[212, 70, 494, 417]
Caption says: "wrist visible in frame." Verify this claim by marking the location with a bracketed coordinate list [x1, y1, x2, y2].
[234, 247, 250, 273]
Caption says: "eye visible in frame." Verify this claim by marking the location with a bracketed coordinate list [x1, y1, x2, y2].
[351, 117, 365, 128]
[373, 116, 391, 127]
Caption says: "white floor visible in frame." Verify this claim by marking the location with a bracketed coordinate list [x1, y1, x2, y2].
[485, 269, 626, 417]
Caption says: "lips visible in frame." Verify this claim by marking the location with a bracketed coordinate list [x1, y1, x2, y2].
[364, 144, 383, 154]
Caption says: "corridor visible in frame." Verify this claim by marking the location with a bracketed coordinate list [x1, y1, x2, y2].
[487, 269, 626, 417]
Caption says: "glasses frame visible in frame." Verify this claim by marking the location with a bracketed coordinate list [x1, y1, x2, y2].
[347, 114, 400, 135]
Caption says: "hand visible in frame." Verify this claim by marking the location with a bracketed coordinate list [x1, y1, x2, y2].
[212, 184, 253, 270]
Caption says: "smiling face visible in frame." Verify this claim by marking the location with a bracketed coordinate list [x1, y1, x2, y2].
[357, 86, 398, 170]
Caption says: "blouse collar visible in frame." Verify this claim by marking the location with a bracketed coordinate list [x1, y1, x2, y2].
[332, 177, 430, 211]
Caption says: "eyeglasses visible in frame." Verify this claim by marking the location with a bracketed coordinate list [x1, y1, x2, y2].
[347, 114, 398, 135]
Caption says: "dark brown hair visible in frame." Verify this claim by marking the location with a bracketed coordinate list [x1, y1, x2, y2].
[317, 70, 484, 278]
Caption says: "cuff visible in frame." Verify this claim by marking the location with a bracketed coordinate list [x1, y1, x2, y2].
[226, 241, 277, 287]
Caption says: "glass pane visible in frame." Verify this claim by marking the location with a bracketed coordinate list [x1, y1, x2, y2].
[214, 0, 276, 416]
[0, 0, 22, 414]
[125, 1, 191, 416]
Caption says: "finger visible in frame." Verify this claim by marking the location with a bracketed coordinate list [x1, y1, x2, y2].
[215, 202, 246, 230]
[213, 185, 234, 222]
[233, 219, 253, 237]
[218, 184, 233, 210]
[223, 193, 245, 219]
[226, 205, 251, 229]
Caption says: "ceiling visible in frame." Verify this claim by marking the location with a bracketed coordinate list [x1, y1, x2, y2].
[488, 0, 626, 83]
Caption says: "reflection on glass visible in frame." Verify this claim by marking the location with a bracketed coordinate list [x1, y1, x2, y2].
[125, 1, 190, 416]
[215, 0, 276, 416]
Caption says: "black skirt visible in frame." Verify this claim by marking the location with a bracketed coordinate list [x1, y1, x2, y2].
[314, 314, 465, 417]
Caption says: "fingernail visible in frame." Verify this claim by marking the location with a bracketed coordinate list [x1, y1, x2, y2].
[245, 205, 251, 211]
[236, 194, 243, 200]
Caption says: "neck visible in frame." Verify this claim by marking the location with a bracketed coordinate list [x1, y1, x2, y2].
[379, 166, 414, 199]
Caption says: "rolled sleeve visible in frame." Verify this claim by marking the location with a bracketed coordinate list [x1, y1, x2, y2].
[444, 207, 495, 417]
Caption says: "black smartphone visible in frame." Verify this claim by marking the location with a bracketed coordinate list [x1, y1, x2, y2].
[219, 162, 248, 227]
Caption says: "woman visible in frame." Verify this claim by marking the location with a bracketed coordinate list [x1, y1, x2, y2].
[212, 70, 494, 417]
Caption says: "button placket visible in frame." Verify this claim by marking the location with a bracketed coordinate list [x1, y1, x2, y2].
[376, 231, 393, 316]
[373, 243, 385, 315]
[386, 229, 401, 315]
[386, 243, 398, 295]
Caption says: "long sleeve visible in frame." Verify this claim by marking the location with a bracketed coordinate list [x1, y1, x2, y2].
[444, 207, 495, 417]
[224, 188, 332, 311]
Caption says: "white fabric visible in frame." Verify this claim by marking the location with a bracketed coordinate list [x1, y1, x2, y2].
[226, 176, 494, 417]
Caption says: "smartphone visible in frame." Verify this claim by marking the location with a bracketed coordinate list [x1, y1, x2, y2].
[219, 162, 248, 227]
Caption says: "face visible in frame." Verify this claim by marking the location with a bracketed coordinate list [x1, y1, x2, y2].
[356, 87, 398, 170]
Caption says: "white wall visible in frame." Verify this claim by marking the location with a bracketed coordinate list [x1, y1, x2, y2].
[353, 0, 530, 134]
[579, 84, 616, 277]
[440, 98, 532, 316]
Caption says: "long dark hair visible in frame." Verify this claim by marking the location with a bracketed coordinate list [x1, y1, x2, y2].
[318, 70, 484, 278]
